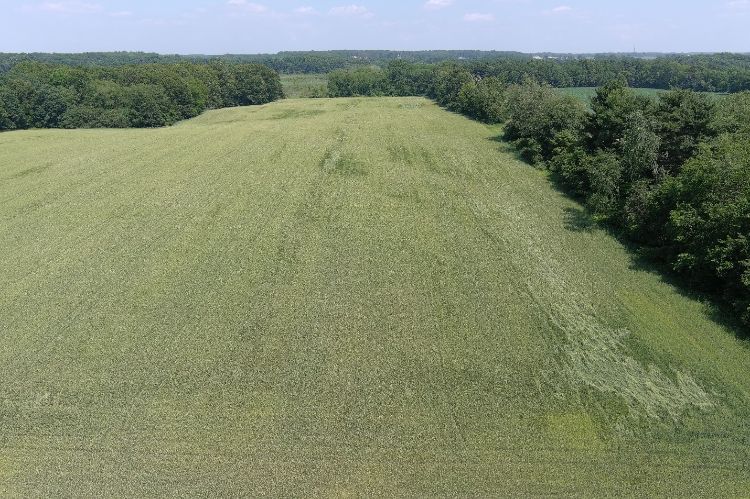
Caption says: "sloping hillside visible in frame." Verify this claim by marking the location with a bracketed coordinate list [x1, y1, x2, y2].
[0, 97, 748, 495]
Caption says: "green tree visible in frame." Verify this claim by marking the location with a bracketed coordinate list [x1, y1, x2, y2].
[327, 67, 385, 97]
[456, 77, 506, 123]
[504, 81, 587, 164]
[432, 64, 474, 109]
[0, 87, 22, 130]
[587, 79, 654, 152]
[585, 151, 622, 221]
[127, 84, 171, 127]
[711, 91, 750, 135]
[621, 110, 662, 183]
[655, 89, 715, 174]
[662, 134, 750, 324]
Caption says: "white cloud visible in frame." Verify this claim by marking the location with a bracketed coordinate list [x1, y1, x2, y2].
[328, 5, 373, 18]
[464, 12, 495, 22]
[544, 5, 572, 15]
[227, 0, 268, 14]
[728, 0, 749, 8]
[294, 6, 317, 15]
[25, 1, 103, 14]
[424, 0, 453, 10]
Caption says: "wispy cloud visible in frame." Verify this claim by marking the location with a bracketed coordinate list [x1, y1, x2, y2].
[227, 0, 269, 14]
[424, 0, 453, 10]
[727, 0, 749, 10]
[544, 5, 572, 15]
[294, 6, 317, 15]
[328, 5, 373, 18]
[464, 12, 495, 22]
[23, 1, 103, 14]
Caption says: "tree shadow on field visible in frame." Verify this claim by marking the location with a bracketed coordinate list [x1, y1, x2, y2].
[487, 134, 532, 164]
[562, 207, 596, 233]
[625, 248, 750, 341]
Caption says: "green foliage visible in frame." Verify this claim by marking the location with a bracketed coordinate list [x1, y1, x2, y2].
[621, 110, 662, 183]
[585, 150, 623, 221]
[327, 67, 386, 97]
[4, 51, 750, 92]
[0, 87, 21, 129]
[432, 64, 474, 109]
[655, 89, 715, 173]
[549, 130, 590, 196]
[0, 61, 283, 131]
[61, 105, 131, 129]
[662, 135, 750, 319]
[587, 80, 655, 152]
[383, 60, 435, 96]
[126, 84, 172, 128]
[455, 77, 506, 123]
[504, 79, 749, 329]
[712, 91, 750, 135]
[504, 81, 587, 163]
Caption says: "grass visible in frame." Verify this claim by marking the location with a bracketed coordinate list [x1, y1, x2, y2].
[281, 73, 328, 98]
[1, 97, 749, 495]
[558, 86, 726, 104]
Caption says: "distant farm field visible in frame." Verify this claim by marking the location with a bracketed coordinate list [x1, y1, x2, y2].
[279, 78, 724, 104]
[281, 73, 328, 98]
[1, 97, 749, 496]
[559, 86, 725, 104]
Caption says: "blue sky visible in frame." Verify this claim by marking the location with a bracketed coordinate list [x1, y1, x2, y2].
[1, 0, 748, 54]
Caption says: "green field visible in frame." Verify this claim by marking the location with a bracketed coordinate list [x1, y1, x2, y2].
[1, 97, 749, 495]
[279, 79, 722, 104]
[559, 86, 725, 104]
[281, 73, 328, 98]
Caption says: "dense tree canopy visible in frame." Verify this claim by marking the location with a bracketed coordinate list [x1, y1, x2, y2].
[502, 83, 750, 329]
[0, 61, 282, 130]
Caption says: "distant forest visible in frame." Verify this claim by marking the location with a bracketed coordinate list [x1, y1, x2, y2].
[3, 51, 750, 92]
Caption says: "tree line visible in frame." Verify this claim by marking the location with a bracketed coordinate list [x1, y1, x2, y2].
[329, 62, 750, 331]
[0, 61, 283, 130]
[503, 81, 750, 330]
[0, 51, 522, 75]
[470, 54, 750, 93]
[3, 52, 750, 91]
[327, 57, 750, 93]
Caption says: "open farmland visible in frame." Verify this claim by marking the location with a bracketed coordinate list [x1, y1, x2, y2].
[0, 97, 749, 495]
[281, 73, 329, 98]
[558, 86, 725, 104]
